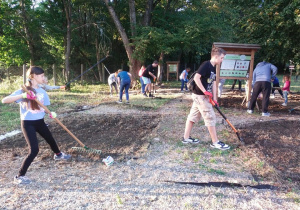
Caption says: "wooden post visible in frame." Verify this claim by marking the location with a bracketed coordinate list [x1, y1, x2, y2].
[23, 64, 26, 84]
[53, 64, 56, 85]
[167, 65, 169, 81]
[81, 64, 84, 84]
[248, 50, 255, 102]
[216, 63, 220, 98]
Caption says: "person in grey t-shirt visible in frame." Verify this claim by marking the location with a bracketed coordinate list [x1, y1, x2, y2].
[247, 61, 277, 116]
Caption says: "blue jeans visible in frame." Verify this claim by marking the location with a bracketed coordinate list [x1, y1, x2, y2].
[181, 79, 187, 91]
[120, 80, 130, 101]
[140, 77, 146, 93]
[283, 91, 288, 104]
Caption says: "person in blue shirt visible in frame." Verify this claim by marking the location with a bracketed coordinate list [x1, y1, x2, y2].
[1, 66, 71, 185]
[179, 67, 191, 92]
[116, 69, 132, 104]
[271, 76, 283, 98]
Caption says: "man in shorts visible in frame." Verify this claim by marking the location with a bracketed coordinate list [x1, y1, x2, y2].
[142, 60, 158, 97]
[182, 47, 230, 150]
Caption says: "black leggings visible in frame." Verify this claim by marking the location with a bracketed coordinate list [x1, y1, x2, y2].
[249, 81, 271, 113]
[19, 119, 60, 176]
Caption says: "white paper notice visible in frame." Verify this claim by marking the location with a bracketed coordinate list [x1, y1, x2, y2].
[221, 60, 236, 70]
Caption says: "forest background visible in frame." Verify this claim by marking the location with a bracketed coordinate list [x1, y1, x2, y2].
[0, 0, 299, 83]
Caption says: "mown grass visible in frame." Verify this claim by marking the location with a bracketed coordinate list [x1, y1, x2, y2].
[0, 77, 174, 135]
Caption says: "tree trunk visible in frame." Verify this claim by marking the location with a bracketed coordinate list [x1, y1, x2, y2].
[128, 0, 136, 37]
[63, 0, 71, 82]
[103, 0, 139, 79]
[143, 0, 153, 26]
[95, 37, 104, 82]
[20, 0, 35, 66]
[158, 52, 164, 82]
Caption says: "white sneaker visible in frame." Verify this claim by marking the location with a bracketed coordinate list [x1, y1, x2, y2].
[182, 137, 200, 144]
[262, 112, 270, 117]
[282, 103, 287, 106]
[54, 152, 71, 160]
[210, 141, 230, 150]
[270, 95, 275, 99]
[14, 175, 31, 184]
[247, 110, 253, 114]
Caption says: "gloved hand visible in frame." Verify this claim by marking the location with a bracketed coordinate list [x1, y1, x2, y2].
[213, 100, 219, 107]
[153, 77, 156, 82]
[49, 112, 57, 119]
[22, 91, 36, 100]
[204, 91, 213, 98]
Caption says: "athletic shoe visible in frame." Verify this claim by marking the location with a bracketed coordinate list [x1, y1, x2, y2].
[143, 93, 148, 97]
[247, 110, 253, 114]
[210, 141, 230, 150]
[282, 103, 287, 106]
[262, 112, 270, 117]
[116, 100, 122, 104]
[182, 137, 200, 144]
[14, 175, 31, 184]
[125, 100, 130, 104]
[181, 90, 184, 93]
[149, 93, 154, 98]
[54, 152, 71, 160]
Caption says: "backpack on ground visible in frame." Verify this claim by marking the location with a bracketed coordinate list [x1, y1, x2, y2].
[187, 72, 197, 91]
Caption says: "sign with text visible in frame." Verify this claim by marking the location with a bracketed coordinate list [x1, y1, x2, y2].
[220, 54, 250, 78]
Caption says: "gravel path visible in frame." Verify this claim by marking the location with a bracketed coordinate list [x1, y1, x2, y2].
[0, 93, 299, 209]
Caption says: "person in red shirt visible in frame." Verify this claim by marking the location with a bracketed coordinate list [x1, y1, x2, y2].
[282, 74, 291, 106]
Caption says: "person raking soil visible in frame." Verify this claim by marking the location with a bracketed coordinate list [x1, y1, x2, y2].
[1, 66, 71, 185]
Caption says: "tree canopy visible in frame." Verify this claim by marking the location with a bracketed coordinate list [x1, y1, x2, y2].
[0, 0, 299, 80]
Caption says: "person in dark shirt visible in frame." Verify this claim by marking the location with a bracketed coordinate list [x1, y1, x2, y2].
[182, 47, 230, 150]
[142, 60, 158, 97]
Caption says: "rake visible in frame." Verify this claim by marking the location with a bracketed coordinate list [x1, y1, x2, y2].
[21, 85, 102, 155]
[209, 97, 244, 143]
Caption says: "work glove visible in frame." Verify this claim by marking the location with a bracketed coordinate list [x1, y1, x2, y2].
[22, 91, 36, 100]
[49, 112, 57, 119]
[213, 100, 219, 107]
[204, 91, 213, 98]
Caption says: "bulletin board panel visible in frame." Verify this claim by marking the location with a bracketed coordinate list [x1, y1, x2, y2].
[212, 42, 261, 101]
[166, 61, 180, 81]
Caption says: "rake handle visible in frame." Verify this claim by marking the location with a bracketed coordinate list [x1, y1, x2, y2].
[209, 97, 243, 142]
[21, 85, 86, 147]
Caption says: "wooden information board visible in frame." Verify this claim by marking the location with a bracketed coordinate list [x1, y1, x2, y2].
[212, 42, 261, 102]
[166, 61, 179, 81]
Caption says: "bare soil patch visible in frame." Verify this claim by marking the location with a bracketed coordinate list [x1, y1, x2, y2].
[0, 113, 160, 161]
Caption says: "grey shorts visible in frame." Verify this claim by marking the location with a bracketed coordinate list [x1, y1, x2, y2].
[187, 94, 216, 126]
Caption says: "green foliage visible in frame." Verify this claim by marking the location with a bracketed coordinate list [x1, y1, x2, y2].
[227, 0, 300, 64]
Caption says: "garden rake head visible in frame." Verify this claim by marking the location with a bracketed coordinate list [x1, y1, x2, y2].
[71, 146, 102, 155]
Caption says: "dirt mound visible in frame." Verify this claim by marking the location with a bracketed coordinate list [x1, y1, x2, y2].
[240, 120, 300, 182]
[0, 114, 161, 160]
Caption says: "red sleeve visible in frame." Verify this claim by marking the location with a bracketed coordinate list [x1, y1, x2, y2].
[282, 81, 290, 91]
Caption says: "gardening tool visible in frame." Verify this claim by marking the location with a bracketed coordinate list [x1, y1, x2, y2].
[289, 105, 300, 113]
[65, 55, 110, 88]
[209, 97, 244, 143]
[103, 64, 111, 75]
[21, 85, 102, 155]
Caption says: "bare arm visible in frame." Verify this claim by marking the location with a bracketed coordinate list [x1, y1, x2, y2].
[212, 81, 217, 101]
[2, 94, 23, 104]
[149, 72, 156, 79]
